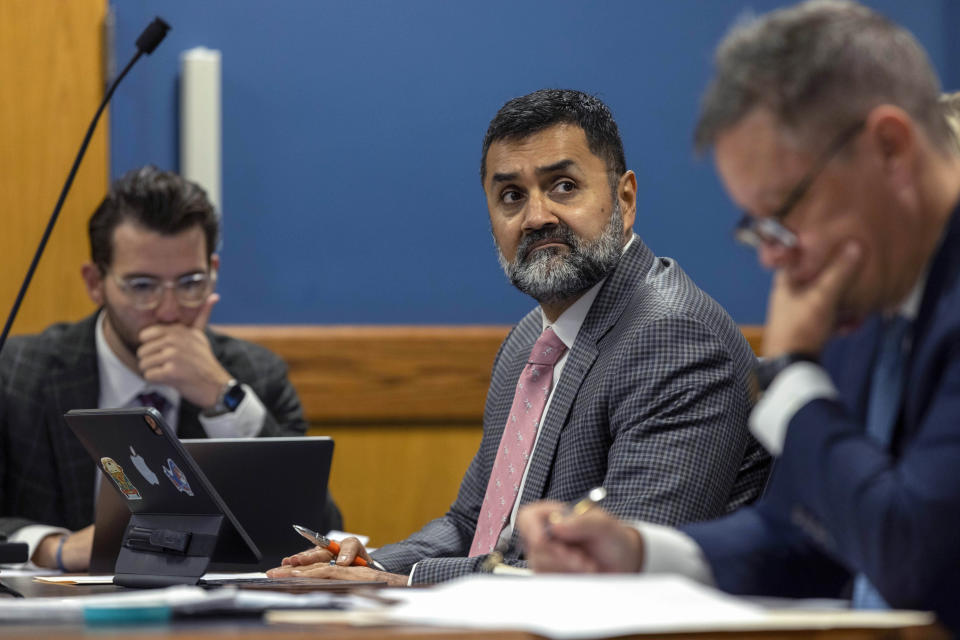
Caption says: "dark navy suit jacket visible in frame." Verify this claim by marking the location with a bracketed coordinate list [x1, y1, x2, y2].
[684, 208, 960, 631]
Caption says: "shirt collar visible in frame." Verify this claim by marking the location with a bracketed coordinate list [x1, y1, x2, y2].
[539, 235, 635, 349]
[892, 202, 957, 322]
[895, 271, 926, 321]
[95, 311, 179, 409]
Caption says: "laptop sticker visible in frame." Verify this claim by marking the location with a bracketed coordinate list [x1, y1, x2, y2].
[129, 446, 159, 485]
[163, 458, 194, 496]
[100, 457, 142, 500]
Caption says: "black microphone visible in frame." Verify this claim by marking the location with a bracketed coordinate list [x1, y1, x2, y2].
[0, 17, 171, 357]
[136, 17, 171, 54]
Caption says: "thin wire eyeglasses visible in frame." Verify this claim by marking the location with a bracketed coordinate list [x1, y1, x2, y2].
[734, 120, 866, 250]
[110, 270, 217, 311]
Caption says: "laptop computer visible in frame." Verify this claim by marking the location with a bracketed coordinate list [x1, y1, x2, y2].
[90, 434, 335, 573]
[66, 408, 261, 585]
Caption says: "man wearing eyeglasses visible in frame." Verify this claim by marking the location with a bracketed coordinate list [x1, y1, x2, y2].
[517, 0, 960, 630]
[0, 166, 338, 571]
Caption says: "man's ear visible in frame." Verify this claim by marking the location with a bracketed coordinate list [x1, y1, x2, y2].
[209, 253, 220, 274]
[617, 170, 638, 238]
[865, 105, 916, 190]
[81, 262, 105, 306]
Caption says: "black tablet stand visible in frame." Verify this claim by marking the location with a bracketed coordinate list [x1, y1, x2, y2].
[113, 514, 224, 588]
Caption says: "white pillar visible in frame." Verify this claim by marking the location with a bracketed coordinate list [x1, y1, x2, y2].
[180, 47, 222, 216]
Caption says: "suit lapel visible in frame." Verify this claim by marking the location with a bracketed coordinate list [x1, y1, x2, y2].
[901, 205, 960, 440]
[516, 238, 651, 511]
[46, 315, 100, 528]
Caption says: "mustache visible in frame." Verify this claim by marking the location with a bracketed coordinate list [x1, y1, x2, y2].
[515, 224, 577, 262]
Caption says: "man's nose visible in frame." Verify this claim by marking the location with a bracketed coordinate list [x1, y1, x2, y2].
[521, 192, 559, 231]
[153, 286, 180, 322]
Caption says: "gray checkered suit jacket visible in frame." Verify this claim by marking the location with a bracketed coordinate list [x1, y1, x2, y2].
[372, 236, 769, 583]
[0, 313, 339, 538]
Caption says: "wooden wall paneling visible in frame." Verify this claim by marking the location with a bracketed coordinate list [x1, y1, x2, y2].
[0, 0, 106, 335]
[741, 325, 762, 355]
[315, 424, 482, 547]
[219, 326, 510, 423]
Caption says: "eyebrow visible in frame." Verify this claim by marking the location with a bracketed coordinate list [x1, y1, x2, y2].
[121, 269, 206, 280]
[490, 159, 577, 184]
[535, 159, 575, 175]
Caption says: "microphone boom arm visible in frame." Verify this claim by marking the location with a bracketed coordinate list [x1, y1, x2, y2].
[0, 18, 169, 354]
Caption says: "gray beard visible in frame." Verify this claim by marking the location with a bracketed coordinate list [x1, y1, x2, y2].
[496, 202, 625, 305]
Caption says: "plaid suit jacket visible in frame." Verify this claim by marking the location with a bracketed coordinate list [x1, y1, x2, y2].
[0, 312, 319, 538]
[372, 236, 769, 583]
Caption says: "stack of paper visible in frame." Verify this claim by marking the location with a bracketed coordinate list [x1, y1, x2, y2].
[379, 574, 935, 639]
[383, 574, 766, 638]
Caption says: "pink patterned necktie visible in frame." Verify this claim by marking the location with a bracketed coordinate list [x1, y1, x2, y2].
[469, 327, 567, 557]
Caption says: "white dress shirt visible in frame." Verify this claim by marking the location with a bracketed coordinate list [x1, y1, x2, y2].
[93, 311, 267, 438]
[7, 311, 268, 567]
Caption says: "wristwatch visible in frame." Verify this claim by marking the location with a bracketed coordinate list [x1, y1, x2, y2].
[207, 378, 246, 415]
[752, 353, 819, 394]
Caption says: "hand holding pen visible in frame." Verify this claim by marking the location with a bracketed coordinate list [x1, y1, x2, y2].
[515, 488, 646, 574]
[483, 487, 609, 574]
[267, 525, 410, 587]
[284, 525, 371, 567]
[547, 486, 608, 528]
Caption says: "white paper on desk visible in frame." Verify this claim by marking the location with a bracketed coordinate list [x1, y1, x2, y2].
[384, 574, 766, 638]
[35, 574, 114, 585]
[0, 568, 58, 578]
[35, 571, 267, 586]
[383, 575, 936, 638]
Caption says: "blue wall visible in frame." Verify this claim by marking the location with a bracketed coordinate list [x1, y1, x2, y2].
[109, 1, 954, 325]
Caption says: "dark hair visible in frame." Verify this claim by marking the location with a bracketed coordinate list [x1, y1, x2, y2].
[480, 89, 627, 184]
[695, 0, 952, 153]
[89, 166, 220, 269]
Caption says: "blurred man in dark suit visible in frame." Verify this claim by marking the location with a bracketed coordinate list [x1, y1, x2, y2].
[518, 1, 960, 631]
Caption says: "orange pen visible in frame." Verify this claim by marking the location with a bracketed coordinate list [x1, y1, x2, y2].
[292, 524, 368, 567]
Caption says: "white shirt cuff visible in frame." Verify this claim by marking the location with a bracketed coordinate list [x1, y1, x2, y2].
[750, 362, 838, 456]
[636, 522, 715, 586]
[407, 561, 418, 586]
[5, 525, 69, 569]
[197, 384, 266, 438]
